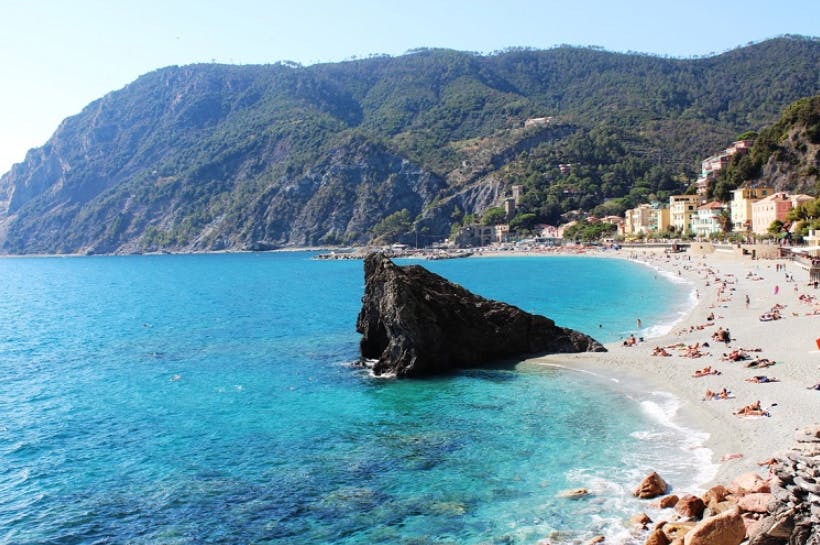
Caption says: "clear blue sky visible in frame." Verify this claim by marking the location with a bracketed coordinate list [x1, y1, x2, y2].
[1, 0, 817, 174]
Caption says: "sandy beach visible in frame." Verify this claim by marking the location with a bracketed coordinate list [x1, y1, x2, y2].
[520, 246, 819, 490]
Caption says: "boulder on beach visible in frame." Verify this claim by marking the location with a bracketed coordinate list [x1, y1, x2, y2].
[728, 472, 769, 495]
[702, 485, 728, 506]
[683, 508, 746, 545]
[736, 492, 772, 513]
[356, 252, 606, 377]
[634, 471, 668, 499]
[675, 494, 706, 520]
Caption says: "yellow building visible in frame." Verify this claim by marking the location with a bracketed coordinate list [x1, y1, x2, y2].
[669, 195, 701, 234]
[652, 208, 671, 233]
[731, 187, 773, 232]
[625, 204, 654, 235]
[625, 205, 670, 236]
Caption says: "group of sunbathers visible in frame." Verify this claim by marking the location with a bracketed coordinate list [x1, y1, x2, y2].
[703, 387, 730, 400]
[759, 303, 786, 322]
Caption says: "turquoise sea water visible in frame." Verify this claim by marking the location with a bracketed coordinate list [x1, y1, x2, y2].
[0, 252, 704, 545]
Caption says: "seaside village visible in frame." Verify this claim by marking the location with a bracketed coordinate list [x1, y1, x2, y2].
[449, 139, 817, 255]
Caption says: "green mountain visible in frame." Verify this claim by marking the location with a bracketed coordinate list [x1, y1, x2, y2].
[0, 36, 818, 254]
[712, 94, 820, 200]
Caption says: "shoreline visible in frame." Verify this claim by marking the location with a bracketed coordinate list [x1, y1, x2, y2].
[520, 247, 819, 490]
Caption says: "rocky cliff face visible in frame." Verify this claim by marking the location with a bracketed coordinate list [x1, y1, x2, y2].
[355, 253, 605, 377]
[760, 125, 819, 195]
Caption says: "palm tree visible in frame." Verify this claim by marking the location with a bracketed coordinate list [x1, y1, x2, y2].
[717, 208, 733, 234]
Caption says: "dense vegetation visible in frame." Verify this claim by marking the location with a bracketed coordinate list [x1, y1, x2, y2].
[787, 195, 820, 239]
[712, 95, 820, 200]
[0, 36, 818, 254]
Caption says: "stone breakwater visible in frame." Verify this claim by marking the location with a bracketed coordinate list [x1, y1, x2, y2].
[622, 425, 819, 545]
[755, 426, 820, 545]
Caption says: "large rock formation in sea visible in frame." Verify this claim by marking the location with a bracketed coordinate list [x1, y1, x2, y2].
[356, 253, 605, 377]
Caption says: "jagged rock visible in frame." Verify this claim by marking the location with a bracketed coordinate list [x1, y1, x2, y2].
[793, 475, 820, 494]
[675, 494, 706, 520]
[683, 508, 746, 545]
[740, 513, 765, 540]
[634, 472, 668, 499]
[631, 512, 652, 527]
[747, 508, 802, 544]
[356, 253, 605, 377]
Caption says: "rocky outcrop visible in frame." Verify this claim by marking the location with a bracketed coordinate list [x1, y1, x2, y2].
[355, 253, 605, 377]
[631, 426, 819, 545]
[748, 425, 820, 545]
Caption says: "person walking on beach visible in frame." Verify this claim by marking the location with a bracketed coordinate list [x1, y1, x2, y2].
[745, 294, 750, 309]
[774, 285, 779, 296]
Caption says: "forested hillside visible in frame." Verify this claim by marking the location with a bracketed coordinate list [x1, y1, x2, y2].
[0, 36, 817, 254]
[712, 94, 820, 200]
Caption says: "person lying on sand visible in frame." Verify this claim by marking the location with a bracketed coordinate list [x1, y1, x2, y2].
[651, 346, 671, 357]
[721, 453, 744, 461]
[692, 366, 721, 377]
[745, 376, 779, 383]
[683, 344, 709, 358]
[759, 305, 784, 321]
[807, 382, 820, 391]
[734, 400, 770, 417]
[722, 349, 749, 362]
[703, 387, 731, 400]
[746, 357, 775, 369]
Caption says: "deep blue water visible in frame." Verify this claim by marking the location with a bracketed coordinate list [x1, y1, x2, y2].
[0, 252, 703, 545]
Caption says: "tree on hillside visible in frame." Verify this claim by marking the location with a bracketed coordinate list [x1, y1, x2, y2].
[371, 209, 412, 243]
[481, 207, 507, 225]
[562, 220, 617, 242]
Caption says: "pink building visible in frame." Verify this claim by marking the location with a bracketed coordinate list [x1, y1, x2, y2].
[751, 193, 814, 234]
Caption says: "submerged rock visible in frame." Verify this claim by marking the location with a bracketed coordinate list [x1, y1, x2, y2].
[356, 253, 606, 377]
